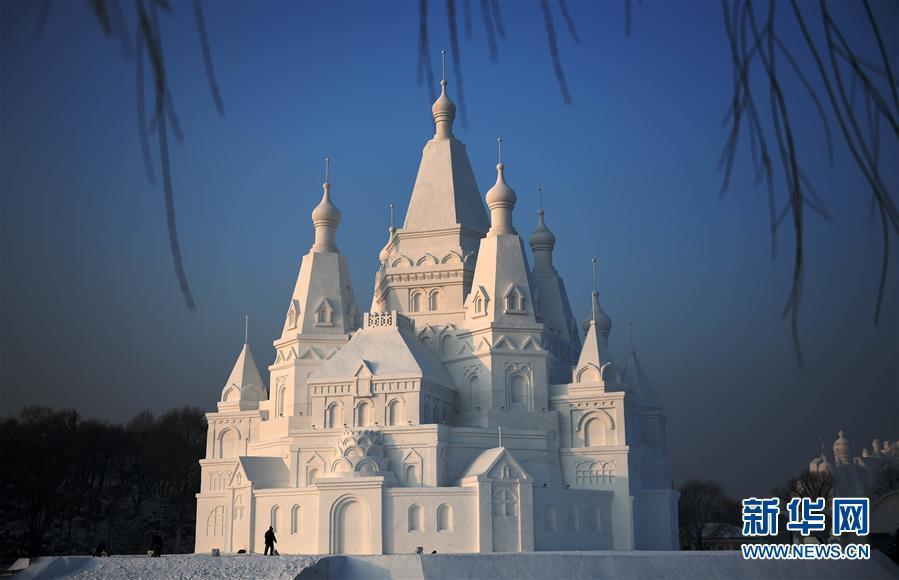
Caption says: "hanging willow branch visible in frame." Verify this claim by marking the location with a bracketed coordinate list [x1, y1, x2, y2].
[720, 0, 898, 367]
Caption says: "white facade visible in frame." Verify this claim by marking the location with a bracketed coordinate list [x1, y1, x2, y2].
[195, 77, 679, 555]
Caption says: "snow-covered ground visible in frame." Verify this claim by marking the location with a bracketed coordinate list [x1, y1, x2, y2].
[10, 551, 899, 579]
[13, 554, 319, 580]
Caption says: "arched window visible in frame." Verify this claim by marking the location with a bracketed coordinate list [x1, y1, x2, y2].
[218, 428, 238, 459]
[504, 287, 525, 312]
[314, 300, 333, 326]
[307, 467, 319, 485]
[206, 505, 226, 536]
[601, 461, 615, 483]
[545, 505, 558, 532]
[576, 462, 597, 485]
[277, 386, 287, 417]
[428, 290, 440, 311]
[405, 464, 419, 485]
[387, 399, 402, 426]
[469, 375, 485, 410]
[408, 504, 423, 532]
[356, 401, 371, 427]
[326, 403, 340, 429]
[291, 505, 301, 534]
[271, 505, 280, 532]
[584, 416, 607, 447]
[510, 374, 527, 407]
[492, 489, 516, 517]
[410, 292, 423, 312]
[475, 296, 484, 314]
[437, 504, 452, 531]
[233, 494, 245, 520]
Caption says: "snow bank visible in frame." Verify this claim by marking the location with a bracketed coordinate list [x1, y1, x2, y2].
[14, 554, 319, 580]
[13, 551, 898, 579]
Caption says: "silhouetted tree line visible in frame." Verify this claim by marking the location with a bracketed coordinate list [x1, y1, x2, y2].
[0, 406, 205, 559]
[677, 479, 741, 550]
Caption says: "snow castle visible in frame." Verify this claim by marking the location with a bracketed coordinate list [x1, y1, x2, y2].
[194, 74, 679, 555]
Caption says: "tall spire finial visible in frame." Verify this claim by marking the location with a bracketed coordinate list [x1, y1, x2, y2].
[537, 186, 543, 211]
[441, 49, 446, 82]
[244, 315, 249, 345]
[389, 203, 395, 230]
[498, 426, 502, 448]
[324, 156, 330, 184]
[591, 257, 598, 323]
[497, 137, 503, 164]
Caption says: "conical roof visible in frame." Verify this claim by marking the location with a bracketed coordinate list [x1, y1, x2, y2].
[223, 343, 266, 402]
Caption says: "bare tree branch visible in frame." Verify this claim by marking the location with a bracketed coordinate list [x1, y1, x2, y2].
[540, 0, 572, 104]
[193, 0, 225, 116]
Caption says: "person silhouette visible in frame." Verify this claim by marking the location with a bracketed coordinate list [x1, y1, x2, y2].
[264, 526, 277, 555]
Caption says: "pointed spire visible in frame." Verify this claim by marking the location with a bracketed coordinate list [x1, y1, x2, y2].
[622, 323, 655, 400]
[311, 156, 341, 253]
[498, 426, 503, 448]
[485, 137, 517, 236]
[221, 326, 266, 406]
[244, 315, 249, 345]
[432, 49, 456, 140]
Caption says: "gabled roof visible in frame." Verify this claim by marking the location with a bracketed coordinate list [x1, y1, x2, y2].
[309, 324, 454, 386]
[458, 447, 531, 482]
[232, 456, 289, 489]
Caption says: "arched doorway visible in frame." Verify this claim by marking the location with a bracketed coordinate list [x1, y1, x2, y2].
[331, 496, 371, 554]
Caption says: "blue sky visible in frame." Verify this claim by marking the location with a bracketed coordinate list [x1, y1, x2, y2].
[1, 0, 896, 498]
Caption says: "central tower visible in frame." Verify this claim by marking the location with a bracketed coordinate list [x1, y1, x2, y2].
[371, 68, 489, 325]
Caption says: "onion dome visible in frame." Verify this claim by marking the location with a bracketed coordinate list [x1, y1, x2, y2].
[312, 182, 341, 225]
[486, 162, 516, 208]
[529, 208, 556, 252]
[833, 430, 851, 464]
[485, 147, 517, 236]
[583, 291, 612, 337]
[311, 159, 341, 253]
[432, 81, 456, 122]
[379, 226, 396, 264]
